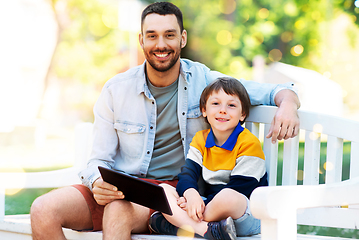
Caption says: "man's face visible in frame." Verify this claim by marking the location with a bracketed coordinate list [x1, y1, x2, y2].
[140, 13, 187, 72]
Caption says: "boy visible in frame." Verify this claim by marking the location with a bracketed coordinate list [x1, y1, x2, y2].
[150, 77, 268, 240]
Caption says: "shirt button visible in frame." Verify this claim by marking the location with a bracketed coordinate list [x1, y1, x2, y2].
[147, 151, 150, 154]
[150, 126, 153, 129]
[182, 112, 185, 116]
[152, 101, 154, 104]
[184, 87, 187, 90]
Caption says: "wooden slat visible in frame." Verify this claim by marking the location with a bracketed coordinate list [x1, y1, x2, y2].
[303, 131, 321, 185]
[245, 122, 260, 138]
[325, 136, 343, 184]
[350, 141, 359, 178]
[263, 124, 278, 186]
[282, 135, 299, 186]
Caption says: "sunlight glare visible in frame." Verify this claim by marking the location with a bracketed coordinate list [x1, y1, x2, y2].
[177, 224, 195, 238]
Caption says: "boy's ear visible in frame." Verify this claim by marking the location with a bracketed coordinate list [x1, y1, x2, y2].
[201, 108, 207, 117]
[240, 113, 246, 122]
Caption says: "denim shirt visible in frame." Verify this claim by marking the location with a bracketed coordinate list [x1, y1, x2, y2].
[79, 58, 295, 190]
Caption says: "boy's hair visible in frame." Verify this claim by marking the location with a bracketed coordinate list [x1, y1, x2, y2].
[200, 77, 251, 125]
[141, 2, 184, 33]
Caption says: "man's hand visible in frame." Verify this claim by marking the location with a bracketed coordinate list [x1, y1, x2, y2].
[266, 89, 300, 143]
[92, 177, 125, 205]
[183, 188, 205, 222]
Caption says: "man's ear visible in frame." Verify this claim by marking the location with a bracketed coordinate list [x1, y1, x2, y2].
[139, 33, 144, 49]
[181, 30, 187, 48]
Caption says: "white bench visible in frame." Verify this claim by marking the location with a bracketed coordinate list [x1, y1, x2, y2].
[1, 105, 358, 240]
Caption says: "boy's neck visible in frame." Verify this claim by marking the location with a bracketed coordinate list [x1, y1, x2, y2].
[212, 129, 233, 147]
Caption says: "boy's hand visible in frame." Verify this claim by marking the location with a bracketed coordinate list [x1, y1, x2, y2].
[177, 196, 187, 210]
[183, 188, 205, 222]
[92, 177, 125, 205]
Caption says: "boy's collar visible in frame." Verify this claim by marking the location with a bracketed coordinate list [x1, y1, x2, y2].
[205, 124, 244, 151]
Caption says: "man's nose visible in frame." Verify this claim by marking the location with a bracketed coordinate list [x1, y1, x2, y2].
[156, 36, 166, 49]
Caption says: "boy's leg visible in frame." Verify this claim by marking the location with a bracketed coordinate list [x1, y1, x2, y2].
[203, 188, 247, 222]
[31, 186, 93, 240]
[233, 197, 261, 237]
[159, 184, 208, 236]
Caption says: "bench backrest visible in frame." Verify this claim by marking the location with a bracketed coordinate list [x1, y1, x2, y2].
[245, 105, 359, 229]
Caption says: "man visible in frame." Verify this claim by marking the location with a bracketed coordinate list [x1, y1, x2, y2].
[30, 2, 300, 240]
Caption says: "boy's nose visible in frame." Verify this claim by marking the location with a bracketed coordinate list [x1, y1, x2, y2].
[219, 105, 227, 114]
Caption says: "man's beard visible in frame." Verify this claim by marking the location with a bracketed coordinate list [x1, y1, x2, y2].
[146, 50, 181, 72]
[144, 41, 182, 72]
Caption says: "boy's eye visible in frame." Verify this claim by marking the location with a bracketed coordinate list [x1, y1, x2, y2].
[229, 104, 236, 107]
[212, 102, 219, 105]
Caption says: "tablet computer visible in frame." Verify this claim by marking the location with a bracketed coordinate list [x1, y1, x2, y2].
[98, 166, 172, 215]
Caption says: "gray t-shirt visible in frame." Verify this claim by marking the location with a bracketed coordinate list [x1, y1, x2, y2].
[146, 78, 185, 180]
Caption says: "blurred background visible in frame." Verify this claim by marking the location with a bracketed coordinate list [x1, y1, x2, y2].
[1, 0, 359, 171]
[1, 1, 359, 237]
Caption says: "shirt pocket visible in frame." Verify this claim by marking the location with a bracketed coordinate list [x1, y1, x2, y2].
[114, 121, 146, 160]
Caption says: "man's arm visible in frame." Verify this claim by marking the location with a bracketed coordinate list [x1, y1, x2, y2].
[266, 89, 300, 143]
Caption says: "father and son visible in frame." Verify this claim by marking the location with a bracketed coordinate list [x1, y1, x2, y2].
[30, 2, 300, 240]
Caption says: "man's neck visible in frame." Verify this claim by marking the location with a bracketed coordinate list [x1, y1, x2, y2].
[145, 60, 181, 87]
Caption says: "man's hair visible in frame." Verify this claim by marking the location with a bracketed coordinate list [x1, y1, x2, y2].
[200, 77, 251, 125]
[141, 2, 184, 33]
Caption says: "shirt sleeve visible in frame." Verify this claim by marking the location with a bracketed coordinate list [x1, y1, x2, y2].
[78, 82, 118, 191]
[205, 69, 297, 106]
[176, 146, 203, 197]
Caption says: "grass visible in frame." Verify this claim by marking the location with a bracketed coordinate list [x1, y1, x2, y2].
[4, 142, 359, 238]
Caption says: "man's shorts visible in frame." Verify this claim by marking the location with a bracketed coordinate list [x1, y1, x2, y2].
[73, 178, 178, 231]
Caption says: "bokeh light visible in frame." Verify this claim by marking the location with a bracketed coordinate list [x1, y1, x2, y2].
[313, 123, 323, 133]
[252, 32, 264, 45]
[102, 7, 118, 29]
[258, 8, 269, 19]
[297, 170, 304, 181]
[177, 224, 195, 238]
[230, 60, 244, 73]
[295, 20, 306, 30]
[219, 0, 236, 15]
[323, 162, 334, 171]
[323, 71, 332, 78]
[284, 2, 298, 16]
[291, 44, 304, 56]
[216, 30, 232, 45]
[281, 31, 293, 43]
[268, 49, 282, 62]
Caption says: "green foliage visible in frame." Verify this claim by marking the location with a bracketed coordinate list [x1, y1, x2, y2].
[167, 0, 330, 79]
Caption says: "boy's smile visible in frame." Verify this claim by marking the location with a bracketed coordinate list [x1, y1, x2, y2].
[202, 89, 245, 146]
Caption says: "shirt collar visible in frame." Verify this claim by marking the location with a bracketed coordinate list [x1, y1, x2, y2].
[205, 124, 244, 151]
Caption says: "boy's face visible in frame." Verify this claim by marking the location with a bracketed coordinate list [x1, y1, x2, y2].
[202, 89, 245, 141]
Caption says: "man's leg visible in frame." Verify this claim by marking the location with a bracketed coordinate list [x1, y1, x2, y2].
[30, 186, 93, 240]
[102, 199, 150, 240]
